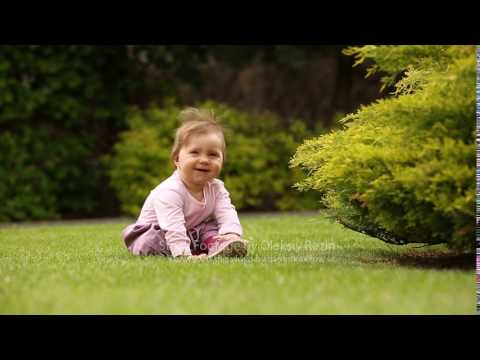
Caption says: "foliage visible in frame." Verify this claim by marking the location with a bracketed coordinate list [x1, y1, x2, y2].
[291, 45, 475, 251]
[0, 45, 380, 221]
[0, 46, 206, 221]
[0, 46, 129, 220]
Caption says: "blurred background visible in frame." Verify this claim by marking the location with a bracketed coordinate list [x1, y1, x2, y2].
[0, 45, 387, 222]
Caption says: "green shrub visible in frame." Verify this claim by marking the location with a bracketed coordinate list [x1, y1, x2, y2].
[0, 46, 131, 221]
[291, 45, 475, 251]
[107, 100, 322, 216]
[0, 127, 102, 221]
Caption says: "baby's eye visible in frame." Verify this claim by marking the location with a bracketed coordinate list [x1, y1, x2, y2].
[190, 150, 199, 154]
[209, 153, 220, 158]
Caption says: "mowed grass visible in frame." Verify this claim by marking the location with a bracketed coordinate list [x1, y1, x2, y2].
[0, 213, 475, 314]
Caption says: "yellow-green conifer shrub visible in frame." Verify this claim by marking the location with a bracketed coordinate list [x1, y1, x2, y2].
[291, 46, 475, 251]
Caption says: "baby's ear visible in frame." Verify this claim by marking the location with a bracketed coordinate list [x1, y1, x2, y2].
[172, 156, 179, 167]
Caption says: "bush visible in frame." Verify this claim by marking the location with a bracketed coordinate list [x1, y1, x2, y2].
[0, 46, 131, 221]
[291, 45, 475, 251]
[0, 127, 100, 221]
[107, 100, 322, 216]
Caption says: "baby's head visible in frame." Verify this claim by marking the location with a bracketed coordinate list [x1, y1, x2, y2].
[171, 107, 226, 163]
[171, 107, 226, 187]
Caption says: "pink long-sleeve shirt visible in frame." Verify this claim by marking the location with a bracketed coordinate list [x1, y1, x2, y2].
[136, 170, 243, 257]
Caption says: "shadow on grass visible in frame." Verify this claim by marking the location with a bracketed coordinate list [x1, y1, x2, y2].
[357, 250, 475, 270]
[249, 246, 475, 270]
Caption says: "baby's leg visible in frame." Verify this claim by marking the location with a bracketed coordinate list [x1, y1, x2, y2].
[197, 220, 248, 258]
[122, 223, 150, 247]
[122, 224, 171, 257]
[200, 220, 220, 245]
[187, 220, 219, 255]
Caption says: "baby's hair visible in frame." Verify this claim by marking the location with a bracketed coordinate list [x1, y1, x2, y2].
[171, 107, 226, 163]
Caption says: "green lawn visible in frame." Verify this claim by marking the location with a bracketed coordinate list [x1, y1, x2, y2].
[0, 213, 475, 314]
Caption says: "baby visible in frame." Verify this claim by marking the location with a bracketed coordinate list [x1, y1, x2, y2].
[121, 107, 248, 260]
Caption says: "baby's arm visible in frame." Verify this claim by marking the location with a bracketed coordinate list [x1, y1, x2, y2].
[152, 190, 193, 257]
[213, 181, 243, 238]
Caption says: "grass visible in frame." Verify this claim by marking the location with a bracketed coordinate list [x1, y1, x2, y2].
[0, 213, 475, 314]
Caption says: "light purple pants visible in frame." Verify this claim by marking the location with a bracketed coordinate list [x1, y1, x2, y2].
[121, 219, 219, 257]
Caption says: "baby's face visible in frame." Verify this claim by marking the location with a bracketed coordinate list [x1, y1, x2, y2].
[174, 132, 224, 190]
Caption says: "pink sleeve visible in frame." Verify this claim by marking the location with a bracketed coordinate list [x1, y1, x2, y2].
[214, 182, 243, 236]
[152, 189, 192, 257]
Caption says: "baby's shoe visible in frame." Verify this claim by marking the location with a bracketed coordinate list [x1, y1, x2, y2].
[205, 236, 248, 258]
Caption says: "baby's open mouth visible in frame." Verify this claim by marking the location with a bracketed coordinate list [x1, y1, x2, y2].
[195, 168, 209, 172]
